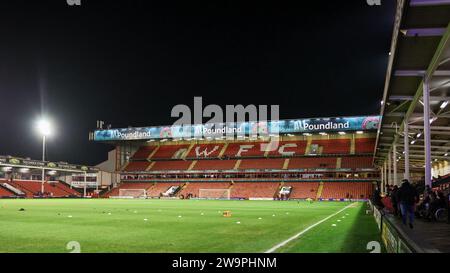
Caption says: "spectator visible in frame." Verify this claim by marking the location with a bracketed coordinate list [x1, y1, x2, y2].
[372, 187, 384, 210]
[391, 185, 399, 216]
[397, 179, 418, 229]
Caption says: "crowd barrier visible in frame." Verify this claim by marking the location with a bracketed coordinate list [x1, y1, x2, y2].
[368, 200, 423, 253]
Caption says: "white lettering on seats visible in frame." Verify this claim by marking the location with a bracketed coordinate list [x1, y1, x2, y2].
[195, 146, 220, 157]
[236, 145, 254, 157]
[278, 143, 297, 156]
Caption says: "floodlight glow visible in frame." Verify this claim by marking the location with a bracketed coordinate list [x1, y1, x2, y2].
[356, 131, 364, 134]
[36, 118, 53, 136]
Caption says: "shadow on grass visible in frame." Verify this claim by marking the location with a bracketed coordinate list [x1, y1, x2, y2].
[340, 202, 385, 253]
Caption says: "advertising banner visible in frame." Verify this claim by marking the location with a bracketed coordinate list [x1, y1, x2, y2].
[94, 116, 380, 141]
[0, 156, 98, 172]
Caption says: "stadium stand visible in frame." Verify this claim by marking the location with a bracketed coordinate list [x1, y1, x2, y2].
[283, 182, 319, 199]
[113, 136, 377, 200]
[355, 138, 375, 154]
[150, 160, 192, 171]
[341, 157, 373, 169]
[0, 185, 16, 197]
[151, 144, 190, 159]
[124, 161, 151, 172]
[320, 182, 373, 199]
[238, 158, 285, 170]
[1, 180, 80, 198]
[192, 159, 237, 170]
[230, 182, 280, 199]
[106, 182, 153, 197]
[186, 144, 224, 158]
[178, 182, 231, 197]
[288, 157, 337, 169]
[310, 139, 351, 154]
[267, 141, 307, 156]
[223, 142, 267, 157]
[146, 182, 183, 197]
[131, 145, 157, 159]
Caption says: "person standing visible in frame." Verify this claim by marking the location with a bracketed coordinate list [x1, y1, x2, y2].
[391, 185, 399, 216]
[397, 179, 418, 229]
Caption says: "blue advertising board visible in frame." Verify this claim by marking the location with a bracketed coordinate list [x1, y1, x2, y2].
[93, 116, 380, 141]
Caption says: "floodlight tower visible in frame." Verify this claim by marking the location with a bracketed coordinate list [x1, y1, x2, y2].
[36, 118, 53, 194]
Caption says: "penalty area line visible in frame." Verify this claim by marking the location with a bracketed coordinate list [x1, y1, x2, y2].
[264, 202, 357, 253]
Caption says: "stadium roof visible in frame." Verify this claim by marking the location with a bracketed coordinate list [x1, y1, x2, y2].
[374, 0, 450, 170]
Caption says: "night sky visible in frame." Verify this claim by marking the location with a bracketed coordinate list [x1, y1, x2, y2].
[0, 0, 395, 166]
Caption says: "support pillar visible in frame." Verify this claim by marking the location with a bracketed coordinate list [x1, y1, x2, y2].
[404, 121, 410, 181]
[423, 80, 432, 189]
[393, 144, 398, 186]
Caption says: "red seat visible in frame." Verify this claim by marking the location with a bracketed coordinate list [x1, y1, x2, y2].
[238, 159, 285, 170]
[186, 144, 224, 158]
[192, 160, 237, 170]
[151, 145, 190, 159]
[124, 161, 150, 172]
[150, 161, 192, 171]
[311, 139, 350, 154]
[283, 182, 319, 199]
[288, 157, 337, 169]
[341, 157, 373, 168]
[131, 146, 157, 159]
[355, 138, 375, 154]
[320, 182, 373, 199]
[231, 182, 279, 198]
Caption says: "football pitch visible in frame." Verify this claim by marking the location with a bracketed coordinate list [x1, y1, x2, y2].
[0, 199, 383, 253]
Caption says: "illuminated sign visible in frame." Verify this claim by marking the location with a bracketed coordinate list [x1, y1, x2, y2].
[93, 115, 380, 141]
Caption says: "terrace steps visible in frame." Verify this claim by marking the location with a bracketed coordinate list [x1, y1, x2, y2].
[282, 158, 290, 170]
[147, 145, 160, 159]
[350, 136, 356, 154]
[188, 160, 197, 171]
[218, 143, 229, 158]
[316, 182, 324, 199]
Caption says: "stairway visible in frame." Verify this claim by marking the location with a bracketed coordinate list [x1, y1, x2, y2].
[233, 160, 242, 170]
[316, 182, 324, 199]
[218, 143, 229, 158]
[282, 158, 290, 170]
[188, 160, 197, 170]
[147, 145, 160, 159]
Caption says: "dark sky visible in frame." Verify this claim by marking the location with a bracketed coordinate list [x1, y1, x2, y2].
[0, 0, 395, 165]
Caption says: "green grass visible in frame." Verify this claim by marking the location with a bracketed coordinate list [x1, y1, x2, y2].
[0, 199, 382, 253]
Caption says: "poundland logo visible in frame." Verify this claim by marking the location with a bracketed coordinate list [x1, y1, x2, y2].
[294, 120, 350, 131]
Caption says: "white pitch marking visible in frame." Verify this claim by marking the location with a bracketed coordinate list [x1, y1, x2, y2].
[264, 203, 356, 253]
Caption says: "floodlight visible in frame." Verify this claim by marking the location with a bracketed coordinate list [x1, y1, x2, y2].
[36, 118, 53, 136]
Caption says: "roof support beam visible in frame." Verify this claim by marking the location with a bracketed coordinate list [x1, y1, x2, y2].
[410, 0, 450, 6]
[394, 70, 450, 77]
